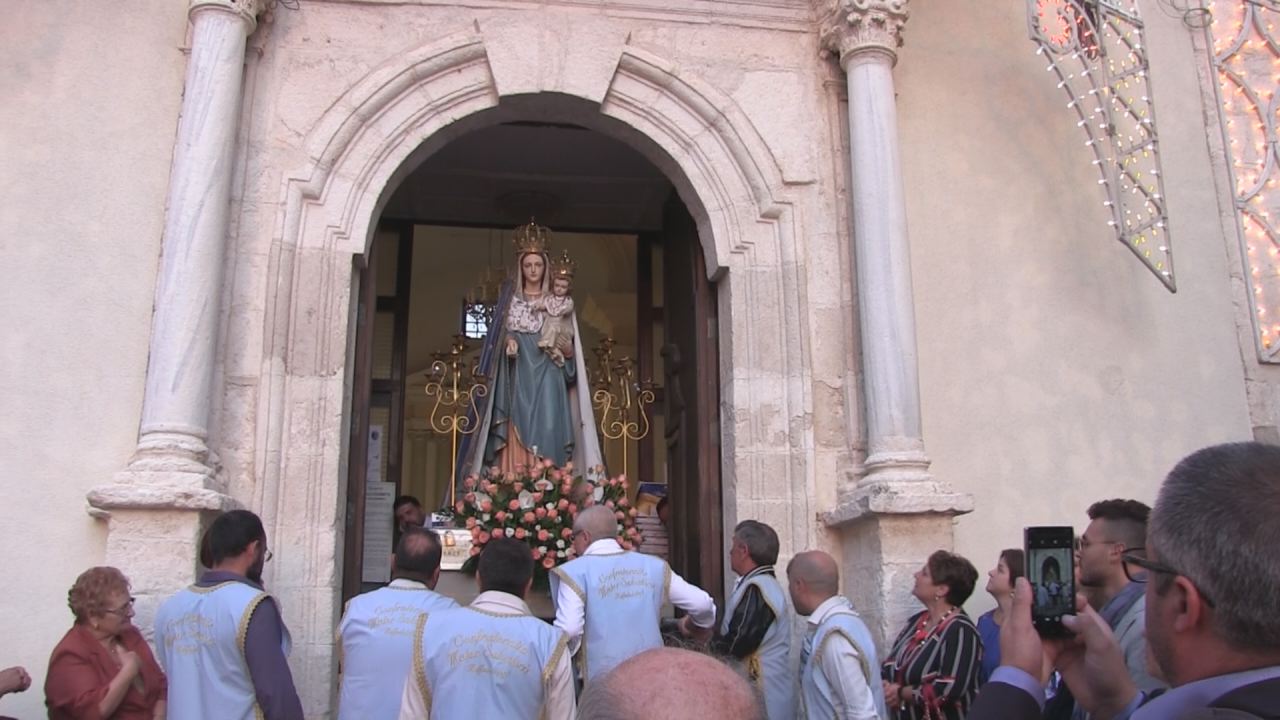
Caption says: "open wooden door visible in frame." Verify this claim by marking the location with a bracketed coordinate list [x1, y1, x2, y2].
[661, 198, 724, 608]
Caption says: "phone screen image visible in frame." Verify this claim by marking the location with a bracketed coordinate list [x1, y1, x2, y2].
[1024, 526, 1075, 636]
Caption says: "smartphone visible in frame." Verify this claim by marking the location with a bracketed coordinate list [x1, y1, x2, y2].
[1024, 526, 1076, 637]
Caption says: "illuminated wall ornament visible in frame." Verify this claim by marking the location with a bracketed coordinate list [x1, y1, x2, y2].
[1027, 0, 1175, 291]
[1209, 1, 1280, 360]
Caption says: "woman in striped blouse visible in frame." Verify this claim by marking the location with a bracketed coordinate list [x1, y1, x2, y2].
[881, 550, 983, 720]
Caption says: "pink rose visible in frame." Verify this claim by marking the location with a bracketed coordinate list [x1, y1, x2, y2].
[504, 472, 516, 483]
[523, 512, 536, 524]
[494, 510, 507, 523]
[470, 546, 481, 556]
[465, 517, 477, 529]
[480, 500, 493, 513]
[482, 481, 496, 494]
[629, 507, 638, 517]
[488, 530, 503, 543]
[455, 501, 465, 513]
[508, 499, 521, 511]
[618, 473, 628, 484]
[561, 527, 574, 539]
[489, 466, 501, 478]
[463, 477, 476, 490]
[515, 528, 527, 540]
[618, 496, 629, 507]
[538, 529, 550, 542]
[550, 469, 562, 481]
[515, 463, 527, 474]
[464, 492, 476, 503]
[568, 503, 578, 515]
[605, 500, 615, 509]
[584, 498, 595, 507]
[622, 540, 633, 550]
[471, 528, 482, 541]
[513, 482, 524, 493]
[542, 556, 556, 569]
[532, 492, 544, 503]
[560, 484, 573, 495]
[615, 511, 625, 521]
[557, 499, 570, 510]
[542, 458, 554, 468]
[535, 507, 547, 519]
[530, 547, 541, 559]
[547, 509, 559, 520]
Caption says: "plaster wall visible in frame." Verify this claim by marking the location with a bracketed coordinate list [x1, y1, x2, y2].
[896, 1, 1255, 616]
[0, 2, 186, 717]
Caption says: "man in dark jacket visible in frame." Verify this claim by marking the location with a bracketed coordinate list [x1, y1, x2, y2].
[973, 442, 1280, 719]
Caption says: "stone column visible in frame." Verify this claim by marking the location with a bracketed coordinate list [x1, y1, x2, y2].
[87, 0, 262, 632]
[820, 0, 972, 645]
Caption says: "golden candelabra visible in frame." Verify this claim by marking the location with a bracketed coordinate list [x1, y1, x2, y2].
[424, 334, 488, 504]
[591, 338, 655, 476]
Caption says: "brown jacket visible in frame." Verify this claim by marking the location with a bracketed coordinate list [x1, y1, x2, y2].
[45, 624, 166, 720]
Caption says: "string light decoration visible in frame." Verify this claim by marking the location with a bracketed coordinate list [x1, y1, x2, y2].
[1208, 1, 1280, 360]
[1028, 0, 1176, 291]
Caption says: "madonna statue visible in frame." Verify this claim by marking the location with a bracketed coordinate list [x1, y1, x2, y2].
[461, 221, 602, 481]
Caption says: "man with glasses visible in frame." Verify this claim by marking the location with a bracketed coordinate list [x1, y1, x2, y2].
[551, 505, 716, 683]
[972, 442, 1280, 719]
[1071, 499, 1165, 718]
[155, 509, 303, 720]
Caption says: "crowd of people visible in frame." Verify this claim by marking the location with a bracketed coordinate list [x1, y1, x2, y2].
[2, 440, 1277, 719]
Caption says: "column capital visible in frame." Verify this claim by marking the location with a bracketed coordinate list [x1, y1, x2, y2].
[820, 0, 910, 67]
[190, 0, 265, 32]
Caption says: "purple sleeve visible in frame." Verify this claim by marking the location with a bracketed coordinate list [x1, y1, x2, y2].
[988, 667, 1045, 711]
[244, 597, 305, 720]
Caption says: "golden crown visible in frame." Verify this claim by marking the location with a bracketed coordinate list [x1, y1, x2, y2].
[512, 219, 551, 256]
[550, 249, 577, 281]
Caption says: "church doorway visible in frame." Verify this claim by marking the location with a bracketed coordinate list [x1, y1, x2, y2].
[340, 120, 725, 610]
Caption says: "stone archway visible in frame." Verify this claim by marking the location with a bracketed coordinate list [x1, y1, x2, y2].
[256, 28, 818, 709]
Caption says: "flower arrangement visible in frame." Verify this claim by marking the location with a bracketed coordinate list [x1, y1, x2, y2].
[452, 460, 643, 579]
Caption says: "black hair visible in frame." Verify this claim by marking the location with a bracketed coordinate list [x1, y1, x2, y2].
[478, 538, 533, 598]
[207, 510, 266, 566]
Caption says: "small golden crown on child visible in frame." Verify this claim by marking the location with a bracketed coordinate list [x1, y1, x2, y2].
[550, 249, 576, 280]
[512, 219, 551, 255]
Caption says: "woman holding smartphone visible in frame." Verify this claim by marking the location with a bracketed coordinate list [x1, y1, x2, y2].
[881, 550, 983, 720]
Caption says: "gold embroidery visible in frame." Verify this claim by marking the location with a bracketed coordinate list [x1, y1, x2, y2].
[237, 593, 270, 660]
[817, 627, 872, 686]
[414, 613, 432, 713]
[187, 581, 241, 595]
[550, 568, 586, 605]
[544, 630, 569, 688]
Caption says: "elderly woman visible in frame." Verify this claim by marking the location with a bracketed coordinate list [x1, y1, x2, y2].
[881, 550, 982, 720]
[45, 567, 166, 719]
[975, 549, 1024, 686]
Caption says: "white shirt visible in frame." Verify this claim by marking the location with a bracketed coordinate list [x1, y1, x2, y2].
[397, 591, 576, 720]
[553, 538, 716, 654]
[807, 596, 879, 720]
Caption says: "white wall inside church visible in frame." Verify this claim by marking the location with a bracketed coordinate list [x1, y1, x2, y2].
[0, 3, 186, 716]
[896, 2, 1255, 610]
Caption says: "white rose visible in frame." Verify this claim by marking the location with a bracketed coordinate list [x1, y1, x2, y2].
[557, 550, 566, 558]
[556, 540, 566, 549]
[482, 514, 491, 522]
[505, 527, 515, 537]
[539, 546, 549, 554]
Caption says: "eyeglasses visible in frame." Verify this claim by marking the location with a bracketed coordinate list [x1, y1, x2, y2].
[1121, 549, 1216, 609]
[106, 597, 136, 616]
[264, 549, 273, 563]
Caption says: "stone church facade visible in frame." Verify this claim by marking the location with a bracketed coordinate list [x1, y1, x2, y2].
[4, 1, 1277, 717]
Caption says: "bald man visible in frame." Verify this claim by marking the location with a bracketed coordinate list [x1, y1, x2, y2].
[787, 551, 884, 720]
[551, 505, 716, 682]
[337, 529, 457, 720]
[578, 647, 765, 720]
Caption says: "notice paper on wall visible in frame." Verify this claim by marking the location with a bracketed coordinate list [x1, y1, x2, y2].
[362, 480, 395, 583]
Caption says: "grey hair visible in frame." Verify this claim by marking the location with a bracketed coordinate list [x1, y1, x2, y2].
[733, 520, 780, 566]
[575, 504, 618, 540]
[577, 651, 766, 720]
[1151, 442, 1280, 651]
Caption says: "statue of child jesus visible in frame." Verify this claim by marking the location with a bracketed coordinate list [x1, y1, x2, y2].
[538, 250, 576, 367]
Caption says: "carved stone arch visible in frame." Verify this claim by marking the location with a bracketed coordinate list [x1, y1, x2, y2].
[257, 28, 814, 706]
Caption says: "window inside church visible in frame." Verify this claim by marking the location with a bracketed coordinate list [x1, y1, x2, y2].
[462, 301, 492, 340]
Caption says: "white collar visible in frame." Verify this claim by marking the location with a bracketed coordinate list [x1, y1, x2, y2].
[471, 590, 533, 615]
[387, 578, 429, 590]
[807, 595, 855, 628]
[584, 538, 624, 556]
